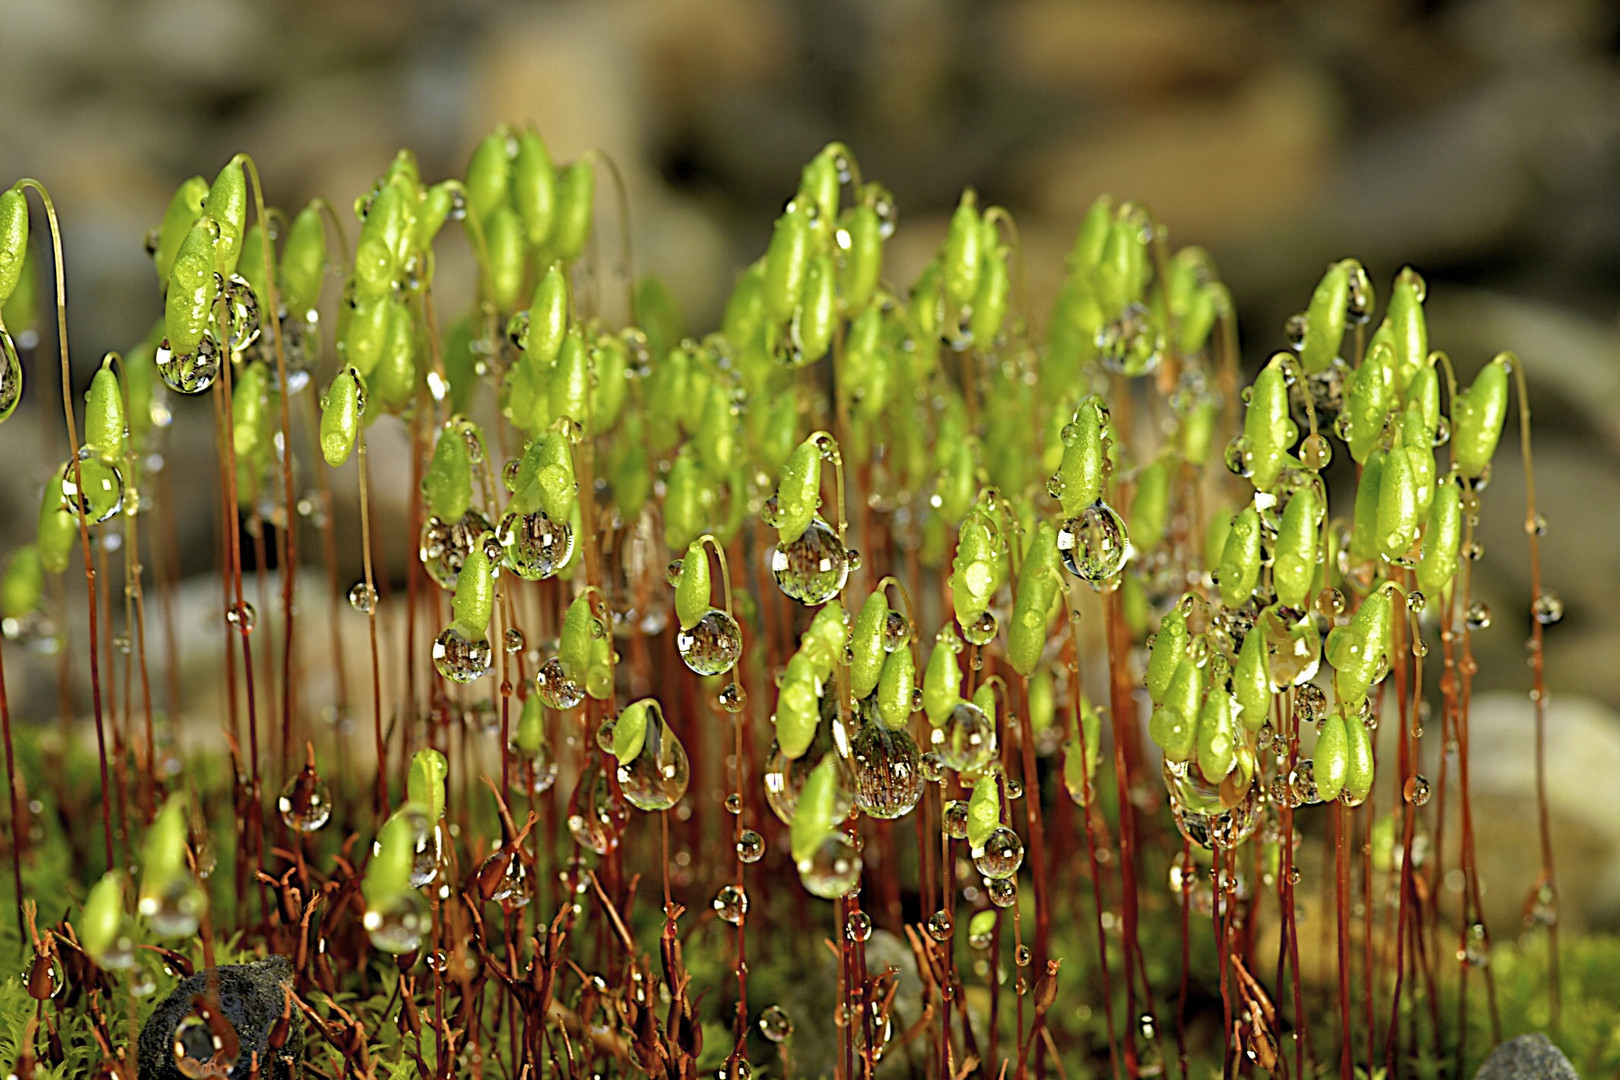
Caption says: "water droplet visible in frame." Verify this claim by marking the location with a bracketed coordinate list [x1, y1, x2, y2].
[1005, 778, 1023, 800]
[1015, 944, 1032, 967]
[433, 624, 492, 683]
[932, 701, 998, 775]
[1223, 435, 1255, 478]
[770, 517, 850, 605]
[278, 766, 333, 833]
[173, 1014, 233, 1074]
[845, 910, 873, 942]
[156, 336, 222, 394]
[712, 883, 748, 925]
[225, 601, 256, 634]
[724, 792, 743, 815]
[796, 831, 862, 899]
[614, 709, 691, 812]
[364, 889, 432, 954]
[504, 626, 526, 653]
[717, 682, 748, 713]
[138, 873, 207, 937]
[1288, 760, 1320, 806]
[348, 582, 378, 613]
[961, 609, 998, 646]
[925, 910, 954, 941]
[1284, 312, 1308, 350]
[60, 450, 125, 524]
[419, 510, 494, 590]
[1299, 432, 1331, 470]
[1465, 601, 1491, 631]
[920, 751, 944, 783]
[676, 608, 743, 676]
[882, 609, 912, 652]
[535, 657, 584, 710]
[0, 332, 21, 423]
[972, 826, 1024, 879]
[664, 558, 684, 586]
[479, 847, 532, 909]
[223, 275, 261, 349]
[1165, 760, 1264, 850]
[509, 742, 558, 795]
[1056, 501, 1130, 581]
[1294, 682, 1327, 723]
[1404, 774, 1431, 806]
[987, 875, 1018, 907]
[567, 759, 630, 855]
[759, 1005, 794, 1043]
[850, 720, 923, 820]
[1096, 302, 1163, 376]
[1532, 591, 1564, 626]
[737, 829, 765, 863]
[942, 799, 969, 839]
[499, 509, 574, 581]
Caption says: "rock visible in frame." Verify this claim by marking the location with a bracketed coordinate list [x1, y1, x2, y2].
[137, 956, 303, 1080]
[1475, 1032, 1580, 1080]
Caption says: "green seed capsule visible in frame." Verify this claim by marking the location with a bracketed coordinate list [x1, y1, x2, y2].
[1129, 456, 1171, 552]
[839, 203, 883, 314]
[140, 793, 192, 898]
[1180, 396, 1220, 468]
[1149, 655, 1200, 763]
[1009, 524, 1061, 678]
[664, 448, 710, 552]
[364, 808, 418, 908]
[319, 367, 365, 467]
[206, 158, 248, 280]
[942, 189, 982, 305]
[800, 148, 841, 225]
[165, 216, 220, 358]
[1451, 354, 1510, 480]
[1416, 479, 1463, 599]
[369, 300, 417, 412]
[0, 186, 29, 309]
[550, 160, 595, 263]
[1376, 445, 1422, 563]
[773, 437, 822, 545]
[417, 181, 455, 251]
[1233, 619, 1270, 731]
[1387, 267, 1427, 396]
[937, 440, 977, 526]
[230, 359, 268, 466]
[790, 754, 840, 864]
[1299, 259, 1350, 375]
[1244, 358, 1295, 492]
[1273, 484, 1320, 609]
[2, 240, 37, 338]
[484, 205, 526, 312]
[634, 274, 686, 361]
[152, 176, 208, 287]
[966, 766, 1002, 849]
[675, 539, 711, 632]
[1342, 345, 1394, 465]
[408, 747, 449, 822]
[850, 591, 889, 699]
[558, 592, 595, 683]
[424, 423, 472, 522]
[1196, 691, 1238, 782]
[515, 691, 546, 754]
[0, 545, 43, 621]
[280, 203, 327, 315]
[465, 128, 513, 225]
[910, 258, 944, 371]
[877, 647, 916, 729]
[451, 540, 495, 636]
[84, 360, 126, 462]
[1349, 449, 1386, 567]
[340, 294, 392, 376]
[513, 130, 557, 248]
[969, 242, 1010, 346]
[1055, 396, 1109, 517]
[1344, 712, 1374, 803]
[236, 222, 271, 312]
[1325, 582, 1394, 707]
[776, 662, 820, 760]
[1145, 606, 1188, 706]
[1064, 699, 1104, 801]
[1314, 712, 1349, 804]
[763, 201, 813, 325]
[37, 481, 77, 575]
[951, 511, 1002, 629]
[1408, 361, 1441, 436]
[79, 869, 127, 965]
[532, 431, 577, 522]
[924, 634, 964, 726]
[525, 263, 570, 367]
[612, 440, 650, 520]
[1218, 506, 1261, 609]
[795, 253, 836, 362]
[354, 180, 406, 298]
[549, 329, 590, 426]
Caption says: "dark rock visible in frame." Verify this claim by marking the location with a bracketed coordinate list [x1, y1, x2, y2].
[1475, 1033, 1581, 1080]
[138, 956, 303, 1080]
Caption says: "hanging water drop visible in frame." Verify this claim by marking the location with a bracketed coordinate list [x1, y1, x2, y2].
[849, 719, 923, 820]
[737, 829, 765, 863]
[845, 909, 872, 942]
[535, 657, 584, 710]
[771, 517, 850, 605]
[348, 582, 378, 613]
[278, 764, 332, 833]
[714, 884, 748, 925]
[972, 826, 1024, 879]
[1056, 501, 1130, 581]
[759, 1005, 794, 1043]
[925, 910, 954, 941]
[676, 608, 743, 676]
[156, 336, 222, 394]
[433, 624, 492, 683]
[364, 890, 431, 954]
[499, 509, 574, 581]
[796, 831, 862, 899]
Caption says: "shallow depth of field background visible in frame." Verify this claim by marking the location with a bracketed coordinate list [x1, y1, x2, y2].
[1, 0, 1619, 929]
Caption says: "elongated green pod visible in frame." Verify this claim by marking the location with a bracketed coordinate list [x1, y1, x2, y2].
[1387, 267, 1427, 395]
[363, 808, 419, 908]
[451, 540, 495, 636]
[464, 128, 512, 224]
[319, 367, 365, 467]
[951, 510, 1002, 628]
[558, 592, 596, 682]
[970, 241, 1010, 346]
[1299, 259, 1350, 375]
[1417, 478, 1463, 599]
[1129, 456, 1171, 552]
[763, 201, 813, 325]
[515, 692, 546, 754]
[1146, 606, 1190, 706]
[1063, 699, 1103, 803]
[850, 590, 889, 699]
[840, 203, 883, 313]
[0, 545, 42, 621]
[924, 634, 964, 725]
[340, 293, 391, 376]
[152, 176, 209, 286]
[1344, 713, 1374, 803]
[1452, 354, 1510, 480]
[0, 186, 29, 308]
[525, 264, 569, 367]
[424, 423, 473, 522]
[281, 204, 328, 312]
[550, 160, 595, 263]
[369, 299, 417, 411]
[800, 148, 841, 231]
[790, 754, 841, 863]
[664, 448, 708, 552]
[1244, 359, 1295, 492]
[140, 793, 191, 896]
[1376, 445, 1421, 563]
[966, 766, 1002, 848]
[876, 647, 916, 729]
[942, 189, 982, 304]
[795, 253, 836, 362]
[937, 440, 977, 525]
[354, 180, 406, 298]
[84, 360, 126, 462]
[1149, 655, 1200, 762]
[1314, 712, 1349, 804]
[772, 437, 822, 545]
[408, 748, 449, 821]
[80, 870, 127, 965]
[165, 216, 219, 357]
[1349, 450, 1386, 567]
[1181, 396, 1220, 468]
[1233, 621, 1270, 731]
[1274, 485, 1320, 609]
[1218, 506, 1261, 609]
[1342, 345, 1394, 465]
[1401, 404, 1436, 521]
[513, 131, 557, 247]
[1196, 691, 1238, 782]
[230, 359, 268, 467]
[1055, 396, 1109, 517]
[694, 382, 738, 476]
[206, 159, 248, 279]
[236, 222, 271, 310]
[1009, 522, 1061, 677]
[675, 539, 711, 631]
[37, 482, 76, 575]
[1326, 582, 1394, 707]
[484, 205, 526, 311]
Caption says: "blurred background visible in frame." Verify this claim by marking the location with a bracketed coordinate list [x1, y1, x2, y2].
[2, 0, 1620, 925]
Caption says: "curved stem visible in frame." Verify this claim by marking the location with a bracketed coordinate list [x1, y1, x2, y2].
[580, 150, 636, 322]
[696, 533, 734, 617]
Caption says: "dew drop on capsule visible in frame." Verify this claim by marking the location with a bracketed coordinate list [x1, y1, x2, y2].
[363, 890, 431, 954]
[676, 608, 743, 676]
[60, 451, 125, 524]
[509, 741, 558, 795]
[972, 826, 1024, 879]
[156, 336, 222, 395]
[882, 609, 911, 652]
[1057, 501, 1130, 581]
[770, 517, 850, 605]
[942, 799, 969, 840]
[849, 720, 923, 820]
[1532, 591, 1564, 626]
[796, 831, 862, 899]
[499, 509, 573, 581]
[433, 624, 492, 683]
[931, 701, 997, 775]
[717, 682, 748, 713]
[962, 609, 998, 646]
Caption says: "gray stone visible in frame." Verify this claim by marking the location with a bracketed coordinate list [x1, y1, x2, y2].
[1475, 1033, 1581, 1080]
[137, 956, 303, 1080]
